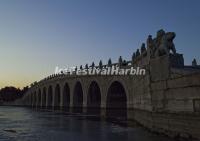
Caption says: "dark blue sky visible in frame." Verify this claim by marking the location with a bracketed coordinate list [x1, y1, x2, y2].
[0, 0, 200, 88]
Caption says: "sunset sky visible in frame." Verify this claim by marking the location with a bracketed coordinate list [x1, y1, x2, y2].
[0, 0, 200, 88]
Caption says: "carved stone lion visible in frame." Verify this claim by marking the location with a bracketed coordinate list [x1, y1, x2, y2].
[147, 29, 177, 58]
[155, 32, 176, 57]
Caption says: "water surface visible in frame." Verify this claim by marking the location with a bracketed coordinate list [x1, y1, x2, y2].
[0, 106, 174, 141]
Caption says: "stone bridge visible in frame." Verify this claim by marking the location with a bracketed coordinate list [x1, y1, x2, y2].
[16, 30, 200, 140]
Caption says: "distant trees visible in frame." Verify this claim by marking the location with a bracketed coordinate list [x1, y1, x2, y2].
[0, 86, 28, 102]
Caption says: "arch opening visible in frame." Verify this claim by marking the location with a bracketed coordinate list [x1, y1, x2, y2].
[37, 89, 41, 107]
[54, 84, 61, 110]
[33, 91, 36, 107]
[73, 82, 83, 113]
[42, 87, 46, 108]
[87, 81, 101, 115]
[27, 94, 31, 106]
[47, 85, 53, 108]
[62, 83, 70, 111]
[29, 94, 32, 106]
[31, 93, 34, 106]
[106, 81, 127, 120]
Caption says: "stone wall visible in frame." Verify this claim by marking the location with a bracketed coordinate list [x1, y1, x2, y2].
[130, 54, 200, 140]
[133, 109, 200, 139]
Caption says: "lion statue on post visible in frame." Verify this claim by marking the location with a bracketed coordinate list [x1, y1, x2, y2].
[155, 30, 176, 57]
[147, 29, 177, 59]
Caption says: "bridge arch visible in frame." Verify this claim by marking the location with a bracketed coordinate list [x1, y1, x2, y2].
[106, 81, 127, 120]
[37, 89, 42, 107]
[87, 81, 101, 115]
[62, 82, 70, 111]
[42, 87, 47, 108]
[73, 81, 83, 113]
[31, 93, 34, 106]
[47, 85, 53, 108]
[33, 91, 36, 107]
[54, 84, 61, 109]
[29, 94, 32, 105]
[27, 94, 31, 106]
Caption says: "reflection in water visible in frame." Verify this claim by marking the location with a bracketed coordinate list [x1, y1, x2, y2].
[0, 106, 174, 141]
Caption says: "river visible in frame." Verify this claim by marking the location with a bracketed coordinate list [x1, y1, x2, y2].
[0, 106, 174, 141]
